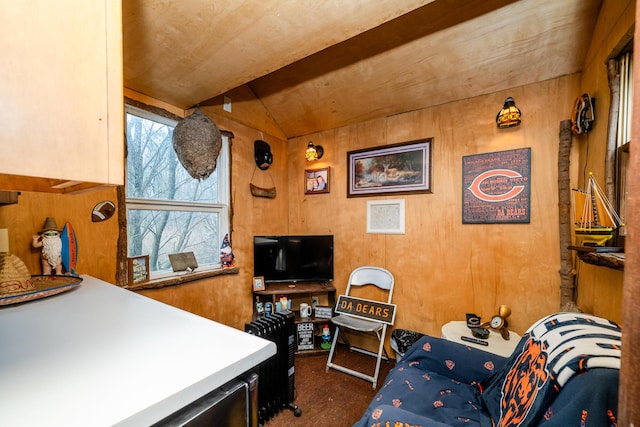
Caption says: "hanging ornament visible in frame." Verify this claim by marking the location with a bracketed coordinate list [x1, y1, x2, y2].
[250, 140, 276, 198]
[254, 140, 273, 170]
[172, 108, 222, 180]
[571, 93, 595, 135]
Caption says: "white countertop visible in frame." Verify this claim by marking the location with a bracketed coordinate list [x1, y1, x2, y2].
[0, 275, 276, 426]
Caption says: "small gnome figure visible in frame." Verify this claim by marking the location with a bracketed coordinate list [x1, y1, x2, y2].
[32, 217, 63, 275]
[220, 233, 235, 268]
[321, 324, 332, 349]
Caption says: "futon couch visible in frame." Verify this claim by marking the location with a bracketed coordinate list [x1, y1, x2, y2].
[354, 312, 621, 427]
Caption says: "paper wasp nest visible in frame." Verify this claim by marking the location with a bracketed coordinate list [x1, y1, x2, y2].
[172, 108, 222, 180]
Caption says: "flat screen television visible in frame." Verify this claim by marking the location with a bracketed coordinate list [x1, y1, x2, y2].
[253, 235, 334, 284]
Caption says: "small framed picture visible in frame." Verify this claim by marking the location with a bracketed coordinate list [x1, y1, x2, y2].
[128, 255, 150, 285]
[304, 167, 330, 194]
[253, 276, 265, 291]
[366, 199, 406, 234]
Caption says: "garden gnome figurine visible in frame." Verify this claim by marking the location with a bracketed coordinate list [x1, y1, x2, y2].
[321, 324, 332, 349]
[32, 217, 63, 275]
[220, 233, 234, 268]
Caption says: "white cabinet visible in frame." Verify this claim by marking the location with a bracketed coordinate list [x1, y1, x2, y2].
[0, 0, 123, 193]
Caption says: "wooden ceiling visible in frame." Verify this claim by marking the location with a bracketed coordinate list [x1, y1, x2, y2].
[123, 0, 602, 138]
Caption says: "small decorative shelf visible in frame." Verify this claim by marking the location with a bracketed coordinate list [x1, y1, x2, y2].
[569, 246, 625, 271]
[253, 282, 337, 355]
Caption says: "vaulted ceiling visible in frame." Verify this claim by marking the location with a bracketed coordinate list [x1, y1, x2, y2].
[123, 0, 602, 138]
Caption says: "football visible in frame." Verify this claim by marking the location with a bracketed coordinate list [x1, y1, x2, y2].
[91, 201, 116, 222]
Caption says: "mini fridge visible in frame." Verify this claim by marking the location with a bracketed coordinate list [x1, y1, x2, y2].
[152, 373, 258, 427]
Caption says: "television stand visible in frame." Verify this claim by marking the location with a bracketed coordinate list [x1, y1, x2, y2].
[253, 282, 336, 355]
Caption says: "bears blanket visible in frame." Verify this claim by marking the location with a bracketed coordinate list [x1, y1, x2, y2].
[478, 312, 621, 427]
[353, 312, 620, 427]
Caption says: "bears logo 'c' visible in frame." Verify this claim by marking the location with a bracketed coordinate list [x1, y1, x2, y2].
[467, 169, 526, 202]
[499, 339, 548, 426]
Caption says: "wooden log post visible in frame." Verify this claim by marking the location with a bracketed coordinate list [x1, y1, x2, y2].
[619, 117, 640, 425]
[558, 120, 575, 309]
[618, 7, 640, 424]
[116, 185, 128, 286]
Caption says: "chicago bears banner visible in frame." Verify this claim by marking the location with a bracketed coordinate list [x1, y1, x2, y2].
[462, 148, 531, 224]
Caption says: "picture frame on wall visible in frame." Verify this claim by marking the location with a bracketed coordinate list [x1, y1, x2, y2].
[252, 276, 265, 291]
[304, 167, 330, 194]
[347, 138, 432, 197]
[128, 255, 150, 285]
[366, 199, 406, 234]
[462, 147, 531, 224]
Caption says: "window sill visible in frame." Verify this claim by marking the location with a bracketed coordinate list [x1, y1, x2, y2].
[124, 266, 239, 291]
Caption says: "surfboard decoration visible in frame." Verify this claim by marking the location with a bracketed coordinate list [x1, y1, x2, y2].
[61, 222, 78, 276]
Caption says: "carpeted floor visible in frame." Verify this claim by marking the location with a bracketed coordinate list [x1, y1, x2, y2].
[265, 345, 395, 427]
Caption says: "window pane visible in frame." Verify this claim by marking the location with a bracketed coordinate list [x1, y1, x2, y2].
[617, 52, 633, 147]
[126, 112, 218, 203]
[616, 51, 632, 240]
[128, 208, 220, 273]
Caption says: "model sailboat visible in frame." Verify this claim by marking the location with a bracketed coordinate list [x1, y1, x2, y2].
[572, 173, 624, 246]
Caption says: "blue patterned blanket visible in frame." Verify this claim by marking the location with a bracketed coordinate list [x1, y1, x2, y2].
[353, 313, 621, 427]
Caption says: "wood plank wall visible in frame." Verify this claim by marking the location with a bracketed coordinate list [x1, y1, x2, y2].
[0, 0, 630, 340]
[573, 0, 635, 320]
[287, 75, 600, 337]
[0, 188, 119, 285]
[0, 76, 624, 337]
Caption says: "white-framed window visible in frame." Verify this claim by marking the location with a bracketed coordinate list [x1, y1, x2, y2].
[616, 50, 633, 238]
[617, 51, 633, 149]
[125, 105, 230, 279]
